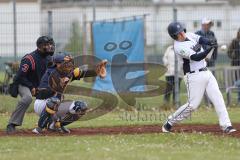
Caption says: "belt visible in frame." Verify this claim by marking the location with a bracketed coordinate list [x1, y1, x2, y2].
[185, 67, 208, 75]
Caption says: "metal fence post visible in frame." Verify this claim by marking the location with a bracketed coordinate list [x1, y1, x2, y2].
[12, 0, 17, 61]
[173, 0, 180, 108]
[92, 0, 96, 22]
[82, 14, 87, 55]
[48, 11, 53, 37]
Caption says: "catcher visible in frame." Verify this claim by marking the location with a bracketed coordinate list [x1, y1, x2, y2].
[32, 52, 107, 134]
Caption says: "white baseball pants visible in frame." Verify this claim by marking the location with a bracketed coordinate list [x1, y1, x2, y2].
[34, 99, 76, 118]
[167, 70, 232, 130]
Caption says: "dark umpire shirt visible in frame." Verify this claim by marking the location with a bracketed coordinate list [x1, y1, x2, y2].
[15, 49, 50, 91]
[195, 30, 218, 67]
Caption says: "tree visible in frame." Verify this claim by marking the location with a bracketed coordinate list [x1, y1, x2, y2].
[65, 20, 83, 56]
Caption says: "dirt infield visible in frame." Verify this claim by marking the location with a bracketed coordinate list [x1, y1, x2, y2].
[1, 124, 240, 138]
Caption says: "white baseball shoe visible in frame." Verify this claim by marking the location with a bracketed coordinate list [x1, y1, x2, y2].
[32, 127, 43, 134]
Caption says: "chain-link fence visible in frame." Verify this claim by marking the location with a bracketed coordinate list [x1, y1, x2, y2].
[0, 0, 240, 105]
[1, 1, 240, 66]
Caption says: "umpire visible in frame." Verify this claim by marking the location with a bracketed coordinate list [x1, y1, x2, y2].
[6, 36, 55, 134]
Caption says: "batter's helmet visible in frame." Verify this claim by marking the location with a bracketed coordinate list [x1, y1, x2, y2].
[167, 22, 186, 40]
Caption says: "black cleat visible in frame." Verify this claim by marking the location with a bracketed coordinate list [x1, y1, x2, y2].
[6, 124, 16, 134]
[224, 126, 237, 134]
[60, 126, 71, 134]
[162, 122, 172, 133]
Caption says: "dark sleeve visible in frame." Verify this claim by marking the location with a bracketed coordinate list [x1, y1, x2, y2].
[199, 36, 212, 45]
[211, 32, 218, 60]
[17, 57, 34, 89]
[190, 47, 212, 61]
[80, 70, 97, 78]
[46, 55, 54, 67]
[211, 31, 218, 44]
[195, 30, 201, 36]
[36, 88, 55, 100]
[72, 67, 97, 81]
[227, 40, 234, 59]
[212, 48, 218, 60]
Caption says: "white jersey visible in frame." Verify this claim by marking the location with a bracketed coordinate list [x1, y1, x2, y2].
[174, 32, 206, 74]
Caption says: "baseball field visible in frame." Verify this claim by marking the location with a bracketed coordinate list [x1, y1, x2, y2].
[1, 93, 240, 160]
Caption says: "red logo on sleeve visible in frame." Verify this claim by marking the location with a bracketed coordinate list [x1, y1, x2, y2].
[22, 64, 29, 72]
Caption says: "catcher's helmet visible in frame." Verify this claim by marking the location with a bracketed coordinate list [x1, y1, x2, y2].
[54, 52, 74, 76]
[167, 22, 186, 40]
[53, 52, 72, 63]
[36, 36, 55, 48]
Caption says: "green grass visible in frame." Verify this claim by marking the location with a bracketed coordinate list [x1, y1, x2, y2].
[0, 133, 240, 160]
[1, 73, 240, 160]
[1, 101, 240, 160]
[1, 107, 240, 130]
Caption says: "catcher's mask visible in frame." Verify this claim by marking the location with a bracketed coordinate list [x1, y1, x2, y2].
[54, 52, 74, 76]
[36, 36, 55, 56]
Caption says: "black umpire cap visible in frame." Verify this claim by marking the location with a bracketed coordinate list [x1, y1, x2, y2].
[36, 36, 55, 48]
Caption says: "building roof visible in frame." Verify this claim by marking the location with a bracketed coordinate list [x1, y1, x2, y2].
[0, 0, 37, 3]
[40, 0, 232, 10]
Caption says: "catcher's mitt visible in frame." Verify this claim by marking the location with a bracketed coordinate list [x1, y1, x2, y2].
[96, 59, 108, 79]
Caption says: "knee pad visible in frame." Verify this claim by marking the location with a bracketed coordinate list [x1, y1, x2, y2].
[46, 97, 61, 114]
[69, 101, 88, 114]
[38, 97, 60, 129]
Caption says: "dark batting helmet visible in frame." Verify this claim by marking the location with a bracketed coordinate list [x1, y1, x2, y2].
[167, 22, 186, 40]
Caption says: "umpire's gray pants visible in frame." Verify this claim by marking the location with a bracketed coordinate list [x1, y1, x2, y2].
[9, 84, 32, 126]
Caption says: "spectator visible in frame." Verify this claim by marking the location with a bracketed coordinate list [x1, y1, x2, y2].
[6, 36, 55, 134]
[227, 28, 240, 66]
[162, 45, 183, 104]
[196, 18, 218, 67]
[228, 28, 240, 103]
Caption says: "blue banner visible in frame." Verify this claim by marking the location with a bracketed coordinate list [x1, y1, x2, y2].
[92, 18, 145, 92]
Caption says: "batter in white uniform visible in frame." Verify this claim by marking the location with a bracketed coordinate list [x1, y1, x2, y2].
[162, 22, 236, 133]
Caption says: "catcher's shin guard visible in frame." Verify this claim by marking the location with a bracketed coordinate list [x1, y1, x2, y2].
[38, 110, 52, 129]
[38, 97, 60, 129]
[60, 113, 81, 127]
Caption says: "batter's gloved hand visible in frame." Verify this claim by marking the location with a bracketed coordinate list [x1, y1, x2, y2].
[209, 38, 218, 47]
[96, 59, 108, 79]
[192, 44, 202, 52]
